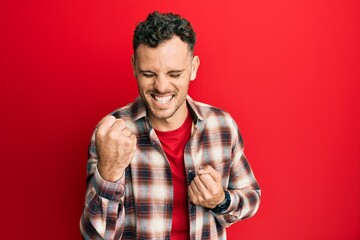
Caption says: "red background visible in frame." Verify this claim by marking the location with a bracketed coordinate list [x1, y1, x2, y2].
[1, 0, 359, 239]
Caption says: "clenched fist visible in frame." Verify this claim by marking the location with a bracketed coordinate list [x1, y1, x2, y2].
[188, 165, 225, 209]
[95, 115, 137, 182]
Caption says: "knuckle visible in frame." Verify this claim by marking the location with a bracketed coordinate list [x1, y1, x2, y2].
[108, 130, 118, 140]
[210, 188, 218, 195]
[96, 128, 104, 137]
[123, 127, 132, 136]
[103, 115, 115, 124]
[116, 118, 125, 123]
[96, 127, 107, 139]
[115, 118, 126, 127]
[107, 115, 116, 121]
[210, 188, 220, 196]
[199, 174, 207, 181]
[123, 137, 133, 148]
[130, 134, 137, 143]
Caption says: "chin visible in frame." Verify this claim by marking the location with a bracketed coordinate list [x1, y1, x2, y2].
[150, 109, 176, 120]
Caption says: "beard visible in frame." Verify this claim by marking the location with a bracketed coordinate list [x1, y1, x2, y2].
[140, 89, 188, 122]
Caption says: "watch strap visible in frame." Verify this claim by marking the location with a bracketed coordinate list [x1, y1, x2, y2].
[211, 190, 231, 214]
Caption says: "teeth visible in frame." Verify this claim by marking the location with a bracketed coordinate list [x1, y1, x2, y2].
[154, 95, 172, 104]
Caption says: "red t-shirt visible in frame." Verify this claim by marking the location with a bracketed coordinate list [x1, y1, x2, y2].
[155, 111, 192, 240]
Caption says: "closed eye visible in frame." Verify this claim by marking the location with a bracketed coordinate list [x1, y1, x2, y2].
[168, 74, 181, 78]
[167, 70, 184, 79]
[140, 73, 155, 78]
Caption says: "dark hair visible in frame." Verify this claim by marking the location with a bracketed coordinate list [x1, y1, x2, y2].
[133, 11, 196, 53]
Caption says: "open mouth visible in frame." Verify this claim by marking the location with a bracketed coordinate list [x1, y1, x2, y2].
[152, 94, 174, 104]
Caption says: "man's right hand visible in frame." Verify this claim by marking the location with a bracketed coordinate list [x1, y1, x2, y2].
[95, 115, 137, 182]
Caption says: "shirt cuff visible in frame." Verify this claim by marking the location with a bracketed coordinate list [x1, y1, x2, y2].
[225, 190, 242, 214]
[93, 167, 125, 202]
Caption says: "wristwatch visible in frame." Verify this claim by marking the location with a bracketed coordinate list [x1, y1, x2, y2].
[211, 190, 231, 214]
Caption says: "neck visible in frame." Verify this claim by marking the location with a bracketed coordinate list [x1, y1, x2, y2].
[150, 105, 188, 131]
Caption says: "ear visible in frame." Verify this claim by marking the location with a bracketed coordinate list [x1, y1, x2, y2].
[131, 55, 136, 77]
[190, 56, 200, 81]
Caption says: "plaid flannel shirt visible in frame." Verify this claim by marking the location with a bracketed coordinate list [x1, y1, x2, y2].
[80, 96, 261, 240]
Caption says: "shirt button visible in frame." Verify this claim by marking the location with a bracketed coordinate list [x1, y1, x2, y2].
[188, 170, 195, 181]
[115, 190, 121, 195]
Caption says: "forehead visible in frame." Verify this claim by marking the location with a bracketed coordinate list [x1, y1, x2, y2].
[134, 37, 192, 70]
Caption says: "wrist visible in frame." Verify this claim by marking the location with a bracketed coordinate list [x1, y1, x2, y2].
[211, 190, 231, 214]
[216, 191, 226, 206]
[97, 164, 125, 182]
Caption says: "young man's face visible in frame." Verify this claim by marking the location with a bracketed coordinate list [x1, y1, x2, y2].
[132, 36, 199, 129]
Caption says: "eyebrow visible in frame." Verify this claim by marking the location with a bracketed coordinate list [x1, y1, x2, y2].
[167, 69, 185, 74]
[138, 69, 185, 74]
[138, 69, 155, 74]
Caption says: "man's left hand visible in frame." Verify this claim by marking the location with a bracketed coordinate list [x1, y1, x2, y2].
[188, 165, 225, 209]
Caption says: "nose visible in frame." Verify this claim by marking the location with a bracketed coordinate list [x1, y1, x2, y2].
[153, 73, 170, 93]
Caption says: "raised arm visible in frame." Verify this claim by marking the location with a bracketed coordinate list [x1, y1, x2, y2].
[80, 116, 136, 239]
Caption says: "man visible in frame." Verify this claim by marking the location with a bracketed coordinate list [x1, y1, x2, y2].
[80, 11, 260, 240]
